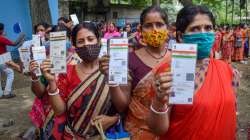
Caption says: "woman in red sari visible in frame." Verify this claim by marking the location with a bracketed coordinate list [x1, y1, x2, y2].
[40, 22, 119, 139]
[147, 5, 240, 140]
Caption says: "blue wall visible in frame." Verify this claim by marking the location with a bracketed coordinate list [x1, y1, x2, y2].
[48, 0, 59, 25]
[0, 0, 32, 59]
[0, 0, 33, 40]
[0, 0, 58, 60]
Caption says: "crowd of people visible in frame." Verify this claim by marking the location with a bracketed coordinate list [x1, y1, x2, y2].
[0, 3, 247, 140]
[213, 24, 250, 64]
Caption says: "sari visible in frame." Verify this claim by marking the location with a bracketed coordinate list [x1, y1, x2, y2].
[232, 29, 245, 61]
[160, 58, 236, 140]
[29, 53, 82, 140]
[60, 66, 113, 139]
[221, 32, 234, 63]
[125, 51, 171, 140]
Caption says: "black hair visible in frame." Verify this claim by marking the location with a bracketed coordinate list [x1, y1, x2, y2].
[140, 5, 168, 26]
[58, 17, 70, 23]
[176, 5, 215, 33]
[51, 24, 71, 38]
[0, 23, 4, 31]
[34, 22, 50, 33]
[71, 22, 99, 46]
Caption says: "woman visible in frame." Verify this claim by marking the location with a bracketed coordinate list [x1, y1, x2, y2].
[147, 5, 240, 140]
[28, 24, 79, 140]
[41, 22, 119, 139]
[221, 26, 234, 63]
[232, 25, 245, 62]
[104, 22, 121, 39]
[100, 6, 169, 139]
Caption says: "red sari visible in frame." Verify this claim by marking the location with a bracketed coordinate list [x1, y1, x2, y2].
[160, 59, 236, 140]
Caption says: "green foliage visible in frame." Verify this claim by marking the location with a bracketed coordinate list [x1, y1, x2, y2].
[129, 0, 249, 25]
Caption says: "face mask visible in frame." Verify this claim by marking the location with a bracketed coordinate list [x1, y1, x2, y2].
[37, 31, 45, 37]
[75, 44, 101, 63]
[142, 30, 168, 48]
[182, 32, 215, 59]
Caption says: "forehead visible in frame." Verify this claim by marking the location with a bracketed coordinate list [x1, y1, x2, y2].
[143, 12, 165, 24]
[188, 14, 213, 27]
[77, 28, 96, 39]
[37, 25, 45, 29]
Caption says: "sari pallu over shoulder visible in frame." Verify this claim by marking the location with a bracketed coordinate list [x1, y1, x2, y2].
[125, 51, 171, 140]
[161, 59, 236, 140]
[64, 70, 111, 139]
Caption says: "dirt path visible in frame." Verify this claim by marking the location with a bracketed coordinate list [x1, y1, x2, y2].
[0, 59, 249, 140]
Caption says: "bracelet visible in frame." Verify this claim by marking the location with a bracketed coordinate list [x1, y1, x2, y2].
[150, 104, 169, 115]
[31, 78, 39, 83]
[48, 88, 59, 96]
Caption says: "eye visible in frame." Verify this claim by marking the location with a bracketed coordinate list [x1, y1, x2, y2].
[205, 25, 213, 31]
[142, 23, 153, 29]
[190, 26, 200, 32]
[155, 22, 165, 28]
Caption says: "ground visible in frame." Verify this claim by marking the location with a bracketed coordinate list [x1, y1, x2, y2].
[0, 59, 249, 140]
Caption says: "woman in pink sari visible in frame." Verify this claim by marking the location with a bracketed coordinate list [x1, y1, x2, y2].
[104, 22, 121, 39]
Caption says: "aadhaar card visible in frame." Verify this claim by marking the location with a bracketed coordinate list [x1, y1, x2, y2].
[0, 52, 12, 65]
[170, 43, 197, 104]
[32, 46, 46, 76]
[108, 38, 128, 85]
[70, 14, 79, 26]
[50, 31, 67, 74]
[99, 38, 108, 58]
[32, 35, 40, 47]
[18, 48, 30, 73]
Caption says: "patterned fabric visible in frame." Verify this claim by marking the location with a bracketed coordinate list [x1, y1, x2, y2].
[55, 65, 112, 139]
[142, 30, 168, 48]
[125, 51, 171, 140]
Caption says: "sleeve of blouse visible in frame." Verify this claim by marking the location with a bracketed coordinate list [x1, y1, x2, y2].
[0, 36, 15, 46]
[57, 73, 69, 102]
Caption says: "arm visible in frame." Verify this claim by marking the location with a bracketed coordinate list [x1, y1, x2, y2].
[0, 33, 25, 46]
[109, 82, 132, 113]
[147, 99, 171, 135]
[29, 60, 46, 98]
[99, 55, 132, 113]
[47, 80, 66, 115]
[147, 72, 173, 135]
[40, 59, 66, 115]
[13, 33, 25, 46]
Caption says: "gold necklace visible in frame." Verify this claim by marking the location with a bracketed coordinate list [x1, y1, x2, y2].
[145, 47, 167, 60]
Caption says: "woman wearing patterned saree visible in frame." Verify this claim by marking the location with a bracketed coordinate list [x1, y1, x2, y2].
[100, 6, 170, 140]
[147, 5, 240, 140]
[41, 22, 119, 140]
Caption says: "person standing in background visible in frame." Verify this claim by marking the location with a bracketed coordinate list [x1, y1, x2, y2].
[0, 22, 25, 98]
